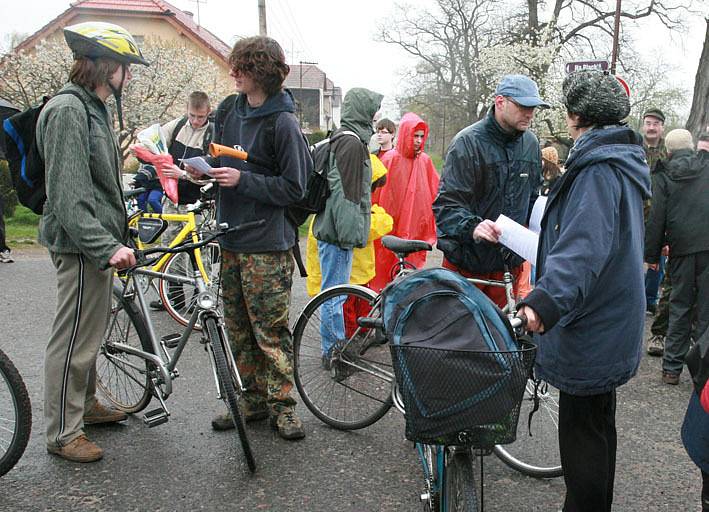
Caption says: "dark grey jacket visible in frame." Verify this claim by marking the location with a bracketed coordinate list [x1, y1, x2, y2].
[213, 90, 311, 253]
[433, 107, 542, 272]
[36, 83, 127, 269]
[645, 149, 709, 262]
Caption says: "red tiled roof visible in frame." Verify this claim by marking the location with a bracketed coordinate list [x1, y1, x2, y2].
[16, 0, 230, 63]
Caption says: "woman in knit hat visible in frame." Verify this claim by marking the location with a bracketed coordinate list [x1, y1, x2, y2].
[541, 145, 562, 195]
[518, 70, 652, 512]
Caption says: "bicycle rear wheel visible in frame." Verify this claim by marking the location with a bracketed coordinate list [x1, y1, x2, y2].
[160, 242, 221, 330]
[493, 379, 563, 478]
[96, 284, 154, 413]
[0, 348, 32, 477]
[293, 285, 393, 430]
[443, 449, 479, 512]
[205, 316, 256, 473]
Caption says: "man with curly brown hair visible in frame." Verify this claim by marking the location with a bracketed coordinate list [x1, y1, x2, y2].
[185, 36, 311, 440]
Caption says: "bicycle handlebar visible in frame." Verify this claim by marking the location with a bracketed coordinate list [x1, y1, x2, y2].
[123, 187, 146, 199]
[126, 219, 266, 270]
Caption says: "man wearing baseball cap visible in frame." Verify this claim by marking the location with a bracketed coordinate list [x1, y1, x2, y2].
[641, 107, 670, 357]
[434, 74, 548, 307]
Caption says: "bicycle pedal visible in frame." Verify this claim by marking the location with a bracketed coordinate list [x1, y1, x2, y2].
[143, 408, 170, 427]
[161, 333, 181, 349]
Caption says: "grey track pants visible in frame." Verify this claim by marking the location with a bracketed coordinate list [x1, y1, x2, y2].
[44, 252, 112, 447]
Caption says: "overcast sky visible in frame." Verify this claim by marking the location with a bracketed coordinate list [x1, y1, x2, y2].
[1, 0, 706, 117]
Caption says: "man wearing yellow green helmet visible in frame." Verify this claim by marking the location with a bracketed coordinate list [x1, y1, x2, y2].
[37, 21, 148, 463]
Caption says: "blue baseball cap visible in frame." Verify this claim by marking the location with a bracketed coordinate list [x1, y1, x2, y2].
[495, 74, 550, 109]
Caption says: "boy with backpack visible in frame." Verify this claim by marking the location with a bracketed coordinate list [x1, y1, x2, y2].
[184, 36, 312, 440]
[35, 22, 148, 463]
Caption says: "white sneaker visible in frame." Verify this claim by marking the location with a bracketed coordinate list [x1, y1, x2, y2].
[0, 250, 13, 263]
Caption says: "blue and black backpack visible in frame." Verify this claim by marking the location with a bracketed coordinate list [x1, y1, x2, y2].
[2, 91, 90, 214]
[382, 267, 534, 446]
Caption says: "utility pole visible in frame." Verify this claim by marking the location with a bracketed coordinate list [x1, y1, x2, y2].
[610, 0, 622, 74]
[258, 0, 267, 36]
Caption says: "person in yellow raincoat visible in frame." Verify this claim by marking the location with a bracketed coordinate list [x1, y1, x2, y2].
[306, 154, 393, 296]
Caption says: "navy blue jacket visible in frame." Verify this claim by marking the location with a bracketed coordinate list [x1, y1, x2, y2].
[519, 126, 651, 396]
[213, 90, 311, 253]
[433, 107, 542, 272]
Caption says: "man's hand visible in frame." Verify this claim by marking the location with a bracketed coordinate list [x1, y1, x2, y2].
[210, 167, 241, 188]
[472, 219, 502, 243]
[161, 164, 186, 180]
[109, 246, 136, 269]
[518, 305, 545, 333]
[645, 262, 659, 272]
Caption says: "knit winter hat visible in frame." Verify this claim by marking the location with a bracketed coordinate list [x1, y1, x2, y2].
[541, 146, 559, 165]
[664, 129, 694, 153]
[562, 70, 630, 125]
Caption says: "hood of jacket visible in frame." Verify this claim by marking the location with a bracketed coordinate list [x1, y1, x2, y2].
[340, 88, 384, 144]
[233, 88, 296, 119]
[396, 112, 429, 158]
[657, 148, 705, 181]
[561, 125, 651, 203]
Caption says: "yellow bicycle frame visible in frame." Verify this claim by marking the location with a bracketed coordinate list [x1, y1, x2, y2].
[128, 210, 211, 282]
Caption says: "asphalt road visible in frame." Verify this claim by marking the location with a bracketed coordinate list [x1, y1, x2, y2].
[0, 246, 700, 511]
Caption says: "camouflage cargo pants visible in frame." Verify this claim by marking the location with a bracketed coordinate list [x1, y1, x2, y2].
[220, 249, 297, 414]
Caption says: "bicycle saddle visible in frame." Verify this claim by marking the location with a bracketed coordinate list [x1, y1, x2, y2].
[381, 235, 432, 257]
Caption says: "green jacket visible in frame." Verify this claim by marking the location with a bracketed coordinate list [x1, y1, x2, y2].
[37, 84, 128, 269]
[313, 88, 383, 249]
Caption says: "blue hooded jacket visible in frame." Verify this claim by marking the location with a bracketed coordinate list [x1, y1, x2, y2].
[519, 125, 651, 396]
[213, 89, 311, 253]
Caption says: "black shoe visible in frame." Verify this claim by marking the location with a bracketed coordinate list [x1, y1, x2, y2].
[149, 300, 165, 311]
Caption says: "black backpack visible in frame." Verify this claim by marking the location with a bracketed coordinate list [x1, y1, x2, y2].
[2, 91, 90, 214]
[285, 129, 358, 227]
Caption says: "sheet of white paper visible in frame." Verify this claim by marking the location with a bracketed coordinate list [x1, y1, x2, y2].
[495, 214, 539, 264]
[529, 196, 548, 234]
[179, 157, 213, 176]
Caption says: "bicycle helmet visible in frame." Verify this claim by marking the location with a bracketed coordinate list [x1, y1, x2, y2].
[64, 22, 148, 130]
[63, 21, 149, 66]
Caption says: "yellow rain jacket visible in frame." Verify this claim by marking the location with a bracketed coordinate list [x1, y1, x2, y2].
[306, 155, 393, 296]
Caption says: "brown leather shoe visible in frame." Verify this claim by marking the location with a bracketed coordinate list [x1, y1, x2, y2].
[47, 435, 103, 463]
[83, 401, 128, 425]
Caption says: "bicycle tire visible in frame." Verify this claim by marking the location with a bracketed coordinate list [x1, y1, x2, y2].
[418, 443, 441, 512]
[493, 379, 563, 478]
[443, 450, 479, 512]
[293, 285, 393, 430]
[205, 316, 256, 473]
[96, 284, 154, 413]
[0, 348, 32, 477]
[160, 241, 221, 330]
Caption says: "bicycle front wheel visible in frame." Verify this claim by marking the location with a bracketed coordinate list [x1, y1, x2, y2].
[443, 449, 479, 512]
[0, 348, 32, 477]
[493, 379, 563, 478]
[293, 285, 393, 430]
[205, 316, 256, 473]
[160, 241, 221, 330]
[96, 285, 154, 413]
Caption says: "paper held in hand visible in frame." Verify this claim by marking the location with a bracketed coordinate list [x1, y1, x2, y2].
[495, 214, 539, 265]
[179, 156, 213, 177]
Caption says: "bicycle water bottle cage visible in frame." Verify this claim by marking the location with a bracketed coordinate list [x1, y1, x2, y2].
[137, 217, 168, 244]
[381, 235, 432, 259]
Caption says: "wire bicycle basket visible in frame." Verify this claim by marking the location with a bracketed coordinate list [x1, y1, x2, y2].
[390, 341, 536, 447]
